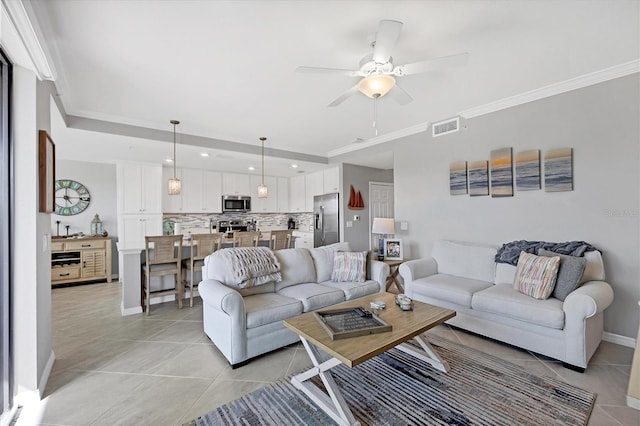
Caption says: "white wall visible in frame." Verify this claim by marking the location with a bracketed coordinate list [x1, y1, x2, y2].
[392, 74, 639, 339]
[51, 159, 118, 275]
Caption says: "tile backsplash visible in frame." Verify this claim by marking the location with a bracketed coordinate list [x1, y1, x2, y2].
[162, 212, 314, 234]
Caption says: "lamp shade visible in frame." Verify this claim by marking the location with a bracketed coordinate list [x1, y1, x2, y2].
[372, 217, 395, 235]
[167, 177, 181, 195]
[357, 74, 396, 98]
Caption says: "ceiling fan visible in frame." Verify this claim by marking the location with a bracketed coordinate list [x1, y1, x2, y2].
[296, 19, 468, 107]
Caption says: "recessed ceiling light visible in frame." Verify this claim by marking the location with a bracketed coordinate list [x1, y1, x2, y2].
[165, 158, 173, 163]
[297, 170, 305, 174]
[248, 166, 255, 171]
[291, 164, 299, 168]
[200, 153, 209, 157]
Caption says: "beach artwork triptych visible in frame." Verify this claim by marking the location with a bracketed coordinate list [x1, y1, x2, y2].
[449, 147, 573, 196]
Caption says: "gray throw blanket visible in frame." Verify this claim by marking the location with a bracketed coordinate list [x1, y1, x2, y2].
[495, 240, 598, 266]
[218, 247, 281, 288]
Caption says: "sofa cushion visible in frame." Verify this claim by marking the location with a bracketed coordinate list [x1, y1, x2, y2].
[494, 262, 517, 285]
[538, 249, 587, 301]
[321, 280, 381, 301]
[513, 252, 560, 300]
[472, 284, 565, 329]
[411, 274, 494, 308]
[581, 250, 605, 283]
[277, 283, 345, 312]
[274, 248, 317, 291]
[432, 240, 498, 282]
[309, 242, 351, 282]
[331, 251, 367, 282]
[244, 293, 303, 329]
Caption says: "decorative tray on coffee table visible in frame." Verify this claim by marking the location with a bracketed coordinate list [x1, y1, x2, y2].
[314, 307, 392, 340]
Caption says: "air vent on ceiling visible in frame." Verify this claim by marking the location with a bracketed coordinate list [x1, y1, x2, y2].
[432, 117, 460, 138]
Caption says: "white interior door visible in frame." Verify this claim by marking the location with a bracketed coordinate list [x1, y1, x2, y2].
[369, 182, 394, 251]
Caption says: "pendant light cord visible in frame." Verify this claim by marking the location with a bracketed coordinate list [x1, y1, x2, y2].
[260, 137, 266, 184]
[170, 119, 180, 179]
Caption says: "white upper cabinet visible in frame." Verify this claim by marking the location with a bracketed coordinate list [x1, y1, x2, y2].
[203, 171, 223, 213]
[118, 163, 162, 214]
[305, 171, 324, 212]
[288, 174, 306, 212]
[222, 172, 251, 195]
[323, 167, 340, 194]
[181, 168, 206, 213]
[250, 175, 277, 212]
[276, 177, 289, 213]
[163, 168, 222, 213]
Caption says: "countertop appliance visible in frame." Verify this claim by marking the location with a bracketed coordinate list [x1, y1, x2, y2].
[287, 218, 296, 229]
[218, 220, 248, 234]
[222, 195, 251, 213]
[313, 193, 339, 247]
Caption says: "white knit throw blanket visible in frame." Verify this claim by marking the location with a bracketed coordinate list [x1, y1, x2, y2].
[218, 247, 281, 288]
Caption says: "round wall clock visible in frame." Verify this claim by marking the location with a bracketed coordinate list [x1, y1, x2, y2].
[55, 179, 91, 216]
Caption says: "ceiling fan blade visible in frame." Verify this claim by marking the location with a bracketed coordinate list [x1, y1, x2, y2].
[328, 85, 359, 107]
[372, 20, 403, 64]
[388, 84, 413, 105]
[295, 66, 358, 76]
[397, 52, 469, 76]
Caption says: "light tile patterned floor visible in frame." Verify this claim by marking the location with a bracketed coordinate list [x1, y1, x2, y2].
[13, 282, 639, 425]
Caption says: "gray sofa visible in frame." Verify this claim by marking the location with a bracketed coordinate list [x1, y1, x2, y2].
[399, 240, 614, 371]
[198, 243, 390, 367]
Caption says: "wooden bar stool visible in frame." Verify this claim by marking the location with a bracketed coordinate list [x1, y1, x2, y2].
[270, 230, 293, 250]
[182, 233, 222, 307]
[233, 231, 260, 247]
[142, 235, 183, 315]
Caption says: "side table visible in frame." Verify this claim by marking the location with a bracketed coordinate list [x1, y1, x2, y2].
[383, 258, 406, 293]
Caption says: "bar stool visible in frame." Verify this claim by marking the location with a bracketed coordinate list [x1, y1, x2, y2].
[233, 231, 260, 247]
[270, 230, 293, 250]
[142, 235, 183, 315]
[182, 233, 222, 307]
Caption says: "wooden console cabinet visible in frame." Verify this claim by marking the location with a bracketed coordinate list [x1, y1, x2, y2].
[51, 237, 112, 285]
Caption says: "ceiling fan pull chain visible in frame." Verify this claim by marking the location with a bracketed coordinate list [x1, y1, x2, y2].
[373, 95, 379, 136]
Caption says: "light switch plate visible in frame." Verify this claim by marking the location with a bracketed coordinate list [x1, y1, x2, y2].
[400, 221, 408, 231]
[353, 215, 360, 221]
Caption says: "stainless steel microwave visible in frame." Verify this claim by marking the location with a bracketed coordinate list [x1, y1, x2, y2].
[222, 195, 251, 213]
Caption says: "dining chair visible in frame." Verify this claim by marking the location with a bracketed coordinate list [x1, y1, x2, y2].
[142, 235, 183, 315]
[233, 231, 260, 247]
[182, 233, 222, 307]
[270, 229, 293, 250]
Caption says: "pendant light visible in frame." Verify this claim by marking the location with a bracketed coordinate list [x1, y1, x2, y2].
[167, 119, 181, 195]
[257, 137, 268, 198]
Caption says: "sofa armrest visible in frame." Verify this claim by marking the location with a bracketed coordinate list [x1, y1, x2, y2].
[198, 279, 245, 317]
[399, 257, 438, 283]
[563, 280, 614, 319]
[371, 260, 390, 292]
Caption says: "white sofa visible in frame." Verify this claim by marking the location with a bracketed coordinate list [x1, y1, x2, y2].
[198, 243, 390, 367]
[399, 240, 614, 371]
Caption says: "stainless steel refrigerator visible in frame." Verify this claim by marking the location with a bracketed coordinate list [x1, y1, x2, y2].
[314, 193, 339, 247]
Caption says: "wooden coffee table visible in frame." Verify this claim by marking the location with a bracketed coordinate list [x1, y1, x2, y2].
[283, 292, 456, 426]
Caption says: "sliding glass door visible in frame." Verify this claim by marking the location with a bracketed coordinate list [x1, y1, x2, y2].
[0, 48, 13, 422]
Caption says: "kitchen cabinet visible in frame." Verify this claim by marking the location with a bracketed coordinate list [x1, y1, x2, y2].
[289, 175, 306, 212]
[292, 231, 313, 249]
[222, 172, 251, 195]
[119, 215, 162, 249]
[162, 167, 183, 212]
[51, 237, 112, 285]
[250, 175, 277, 212]
[118, 163, 162, 214]
[276, 177, 289, 213]
[305, 171, 323, 212]
[182, 169, 222, 213]
[323, 167, 340, 193]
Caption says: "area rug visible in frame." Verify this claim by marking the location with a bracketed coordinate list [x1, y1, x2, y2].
[192, 335, 596, 425]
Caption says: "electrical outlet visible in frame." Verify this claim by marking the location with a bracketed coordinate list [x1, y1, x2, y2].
[346, 221, 353, 228]
[400, 221, 408, 231]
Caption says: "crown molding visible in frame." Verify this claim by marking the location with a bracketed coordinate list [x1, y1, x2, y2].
[328, 120, 430, 158]
[2, 0, 55, 80]
[460, 59, 640, 119]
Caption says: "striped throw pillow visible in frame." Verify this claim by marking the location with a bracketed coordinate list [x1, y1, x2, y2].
[513, 251, 560, 299]
[331, 251, 367, 282]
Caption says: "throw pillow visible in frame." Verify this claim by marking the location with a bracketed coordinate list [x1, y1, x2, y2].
[538, 249, 587, 301]
[513, 251, 560, 300]
[331, 251, 367, 282]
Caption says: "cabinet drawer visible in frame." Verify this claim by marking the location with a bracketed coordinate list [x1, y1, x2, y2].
[51, 266, 81, 281]
[65, 240, 106, 250]
[51, 241, 64, 251]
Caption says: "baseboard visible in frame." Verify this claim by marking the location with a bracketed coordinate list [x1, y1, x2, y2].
[14, 350, 54, 407]
[0, 406, 18, 426]
[121, 302, 142, 316]
[627, 395, 640, 410]
[603, 332, 636, 348]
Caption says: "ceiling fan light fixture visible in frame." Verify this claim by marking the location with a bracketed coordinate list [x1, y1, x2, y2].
[357, 74, 395, 98]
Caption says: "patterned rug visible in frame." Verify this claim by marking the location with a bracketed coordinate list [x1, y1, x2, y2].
[192, 335, 596, 425]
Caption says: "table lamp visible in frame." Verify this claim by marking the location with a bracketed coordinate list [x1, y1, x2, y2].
[372, 217, 395, 260]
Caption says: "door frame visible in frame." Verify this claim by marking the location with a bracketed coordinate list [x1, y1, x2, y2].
[368, 181, 394, 253]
